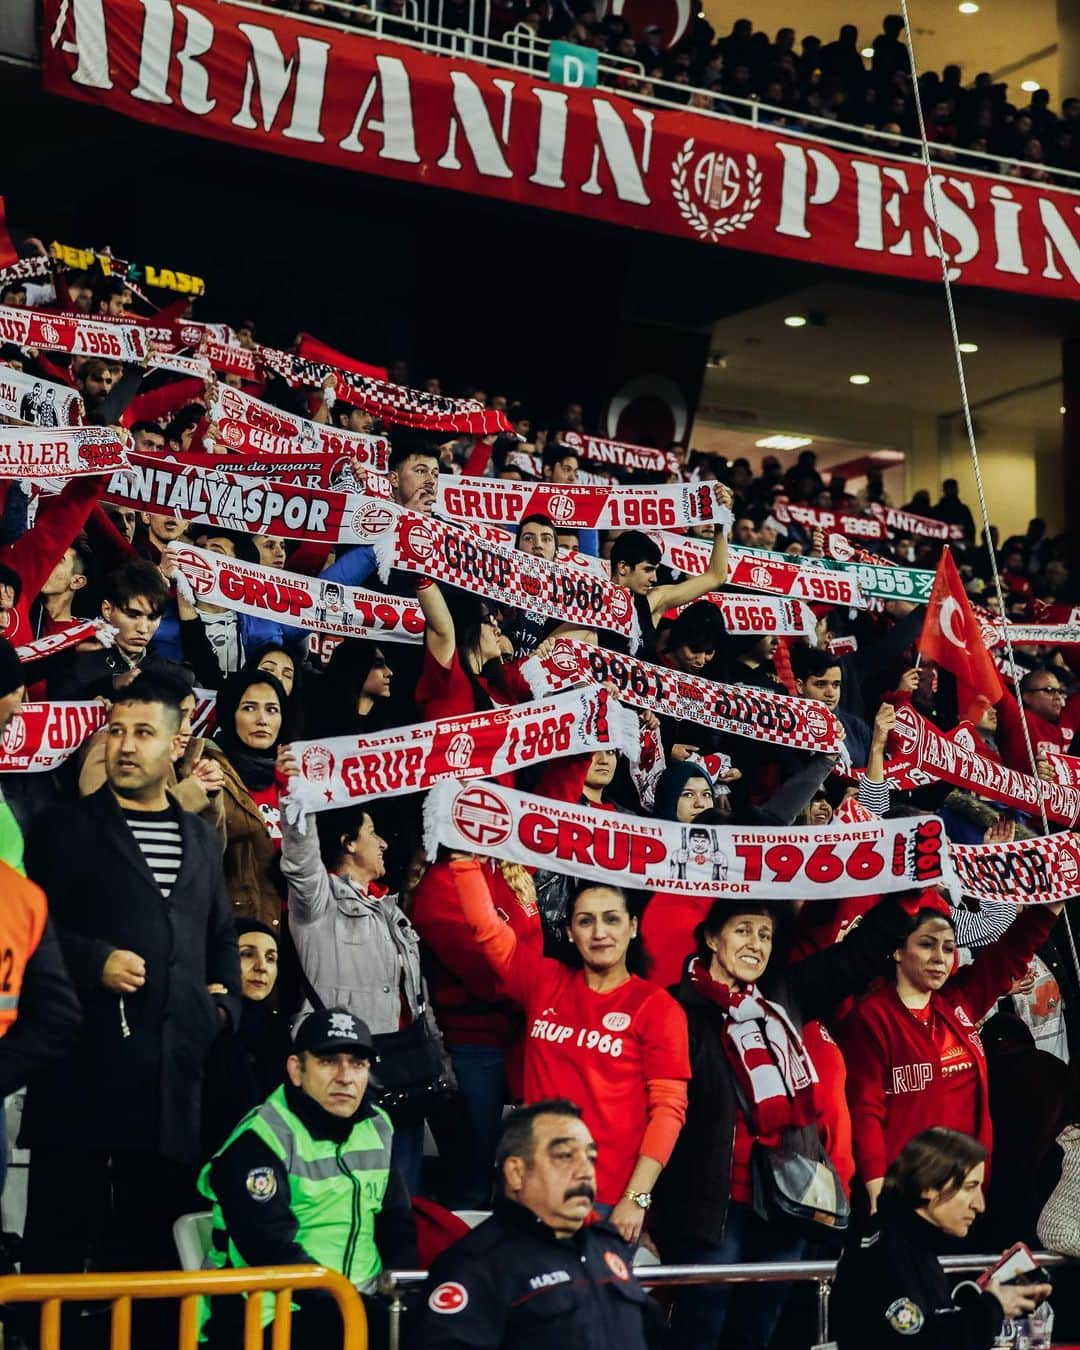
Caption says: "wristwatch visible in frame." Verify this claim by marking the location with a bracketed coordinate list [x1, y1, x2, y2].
[624, 1188, 652, 1210]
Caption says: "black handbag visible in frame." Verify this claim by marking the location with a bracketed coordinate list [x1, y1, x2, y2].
[750, 1131, 850, 1240]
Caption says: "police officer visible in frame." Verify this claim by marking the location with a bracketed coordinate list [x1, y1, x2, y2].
[199, 1007, 417, 1349]
[411, 1098, 662, 1350]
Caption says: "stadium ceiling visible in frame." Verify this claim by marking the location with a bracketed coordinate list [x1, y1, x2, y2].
[701, 0, 1059, 101]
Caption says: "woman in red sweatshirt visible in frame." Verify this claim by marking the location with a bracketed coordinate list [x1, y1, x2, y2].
[840, 892, 1064, 1212]
[448, 856, 689, 1243]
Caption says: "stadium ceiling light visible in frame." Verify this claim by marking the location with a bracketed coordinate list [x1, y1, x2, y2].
[849, 373, 871, 385]
[1020, 80, 1040, 93]
[783, 315, 808, 327]
[861, 47, 874, 58]
[958, 2, 979, 12]
[1062, 405, 1068, 415]
[755, 434, 814, 450]
[958, 342, 979, 353]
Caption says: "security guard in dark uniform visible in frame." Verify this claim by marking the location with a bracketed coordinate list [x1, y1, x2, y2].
[411, 1098, 662, 1350]
[199, 1007, 417, 1349]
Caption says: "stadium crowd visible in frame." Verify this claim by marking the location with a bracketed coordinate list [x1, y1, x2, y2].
[0, 223, 1078, 1350]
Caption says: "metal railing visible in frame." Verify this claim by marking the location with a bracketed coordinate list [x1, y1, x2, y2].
[219, 0, 1080, 192]
[0, 1265, 368, 1350]
[378, 1251, 1076, 1349]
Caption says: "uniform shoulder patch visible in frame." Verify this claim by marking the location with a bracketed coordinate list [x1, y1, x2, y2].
[885, 1297, 925, 1335]
[603, 1250, 630, 1281]
[245, 1166, 277, 1202]
[428, 1282, 469, 1314]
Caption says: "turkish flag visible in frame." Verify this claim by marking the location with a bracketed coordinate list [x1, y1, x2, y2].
[0, 198, 20, 270]
[918, 548, 1004, 719]
[296, 332, 387, 382]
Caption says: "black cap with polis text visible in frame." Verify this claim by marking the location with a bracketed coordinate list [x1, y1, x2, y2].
[293, 1008, 376, 1059]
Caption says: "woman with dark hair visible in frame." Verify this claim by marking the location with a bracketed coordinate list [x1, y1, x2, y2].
[307, 637, 394, 738]
[653, 891, 914, 1350]
[831, 1128, 1052, 1349]
[447, 856, 690, 1242]
[414, 579, 532, 720]
[840, 893, 1063, 1210]
[202, 668, 289, 930]
[245, 642, 305, 740]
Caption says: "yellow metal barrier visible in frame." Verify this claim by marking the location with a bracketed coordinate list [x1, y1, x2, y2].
[0, 1264, 367, 1350]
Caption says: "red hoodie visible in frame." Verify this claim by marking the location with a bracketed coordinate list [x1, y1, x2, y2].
[996, 688, 1080, 771]
[839, 905, 1059, 1186]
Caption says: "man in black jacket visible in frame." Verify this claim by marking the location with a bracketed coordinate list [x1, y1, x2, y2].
[412, 1100, 662, 1350]
[20, 678, 240, 1287]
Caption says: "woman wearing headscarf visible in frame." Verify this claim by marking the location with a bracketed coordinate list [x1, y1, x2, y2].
[202, 668, 289, 931]
[245, 642, 305, 740]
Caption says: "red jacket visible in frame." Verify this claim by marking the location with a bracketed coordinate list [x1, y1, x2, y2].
[996, 688, 1080, 770]
[840, 905, 1060, 1185]
[410, 858, 542, 1050]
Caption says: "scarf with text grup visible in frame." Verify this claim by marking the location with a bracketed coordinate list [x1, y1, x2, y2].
[0, 700, 107, 772]
[657, 532, 866, 608]
[167, 543, 424, 644]
[0, 305, 148, 361]
[951, 832, 1080, 907]
[284, 685, 638, 821]
[0, 426, 130, 478]
[100, 452, 397, 546]
[689, 959, 818, 1139]
[771, 500, 887, 542]
[870, 502, 965, 542]
[208, 382, 390, 474]
[889, 702, 1080, 826]
[437, 475, 732, 532]
[423, 779, 955, 900]
[456, 519, 610, 580]
[14, 620, 115, 665]
[0, 366, 84, 427]
[522, 637, 844, 753]
[561, 429, 680, 476]
[258, 346, 512, 434]
[372, 511, 641, 649]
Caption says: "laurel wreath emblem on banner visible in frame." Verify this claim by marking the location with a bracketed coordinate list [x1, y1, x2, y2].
[671, 141, 763, 241]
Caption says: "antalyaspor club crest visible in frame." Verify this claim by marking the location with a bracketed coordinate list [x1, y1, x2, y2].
[671, 141, 763, 242]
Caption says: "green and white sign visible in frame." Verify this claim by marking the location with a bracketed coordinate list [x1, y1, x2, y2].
[739, 545, 934, 604]
[548, 41, 599, 88]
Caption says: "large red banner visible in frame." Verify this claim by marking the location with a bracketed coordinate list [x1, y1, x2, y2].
[43, 0, 1080, 300]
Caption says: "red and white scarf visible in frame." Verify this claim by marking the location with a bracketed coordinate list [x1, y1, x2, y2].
[772, 500, 886, 541]
[561, 429, 680, 476]
[986, 623, 1080, 647]
[258, 347, 512, 434]
[0, 367, 84, 426]
[423, 779, 955, 900]
[167, 543, 424, 644]
[523, 637, 845, 753]
[0, 305, 148, 361]
[284, 685, 637, 820]
[870, 502, 965, 541]
[372, 511, 640, 649]
[207, 382, 389, 474]
[438, 475, 731, 532]
[0, 426, 130, 478]
[890, 703, 1080, 826]
[658, 533, 865, 608]
[0, 256, 54, 285]
[203, 341, 258, 380]
[458, 519, 609, 579]
[14, 620, 114, 665]
[0, 700, 107, 772]
[691, 593, 818, 641]
[951, 832, 1080, 908]
[145, 350, 211, 379]
[688, 959, 818, 1139]
[165, 450, 367, 492]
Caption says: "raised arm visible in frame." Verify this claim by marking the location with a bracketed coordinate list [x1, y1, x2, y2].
[648, 484, 732, 618]
[416, 578, 456, 669]
[447, 856, 540, 1003]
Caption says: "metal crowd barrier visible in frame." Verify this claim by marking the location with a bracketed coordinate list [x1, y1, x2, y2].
[0, 1265, 368, 1350]
[380, 1252, 1077, 1349]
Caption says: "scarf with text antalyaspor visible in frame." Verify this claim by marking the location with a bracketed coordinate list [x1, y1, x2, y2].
[889, 702, 1080, 826]
[167, 543, 424, 644]
[423, 779, 955, 900]
[0, 426, 130, 478]
[0, 304, 148, 361]
[689, 959, 818, 1140]
[655, 532, 866, 608]
[437, 475, 733, 531]
[372, 511, 641, 650]
[283, 685, 638, 821]
[207, 382, 389, 474]
[258, 346, 513, 434]
[0, 701, 107, 772]
[560, 429, 681, 476]
[522, 637, 845, 754]
[0, 366, 84, 426]
[951, 832, 1080, 907]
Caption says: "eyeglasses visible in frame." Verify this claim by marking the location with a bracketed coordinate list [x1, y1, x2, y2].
[1029, 686, 1066, 698]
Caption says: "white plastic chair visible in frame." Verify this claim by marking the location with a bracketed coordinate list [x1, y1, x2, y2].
[173, 1210, 215, 1271]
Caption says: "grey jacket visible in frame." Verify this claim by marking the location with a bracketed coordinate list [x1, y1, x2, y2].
[280, 808, 429, 1037]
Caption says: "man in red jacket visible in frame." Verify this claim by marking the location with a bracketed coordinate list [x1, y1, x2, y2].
[996, 667, 1080, 771]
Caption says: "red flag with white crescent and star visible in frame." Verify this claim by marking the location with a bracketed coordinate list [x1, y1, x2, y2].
[918, 547, 1004, 720]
